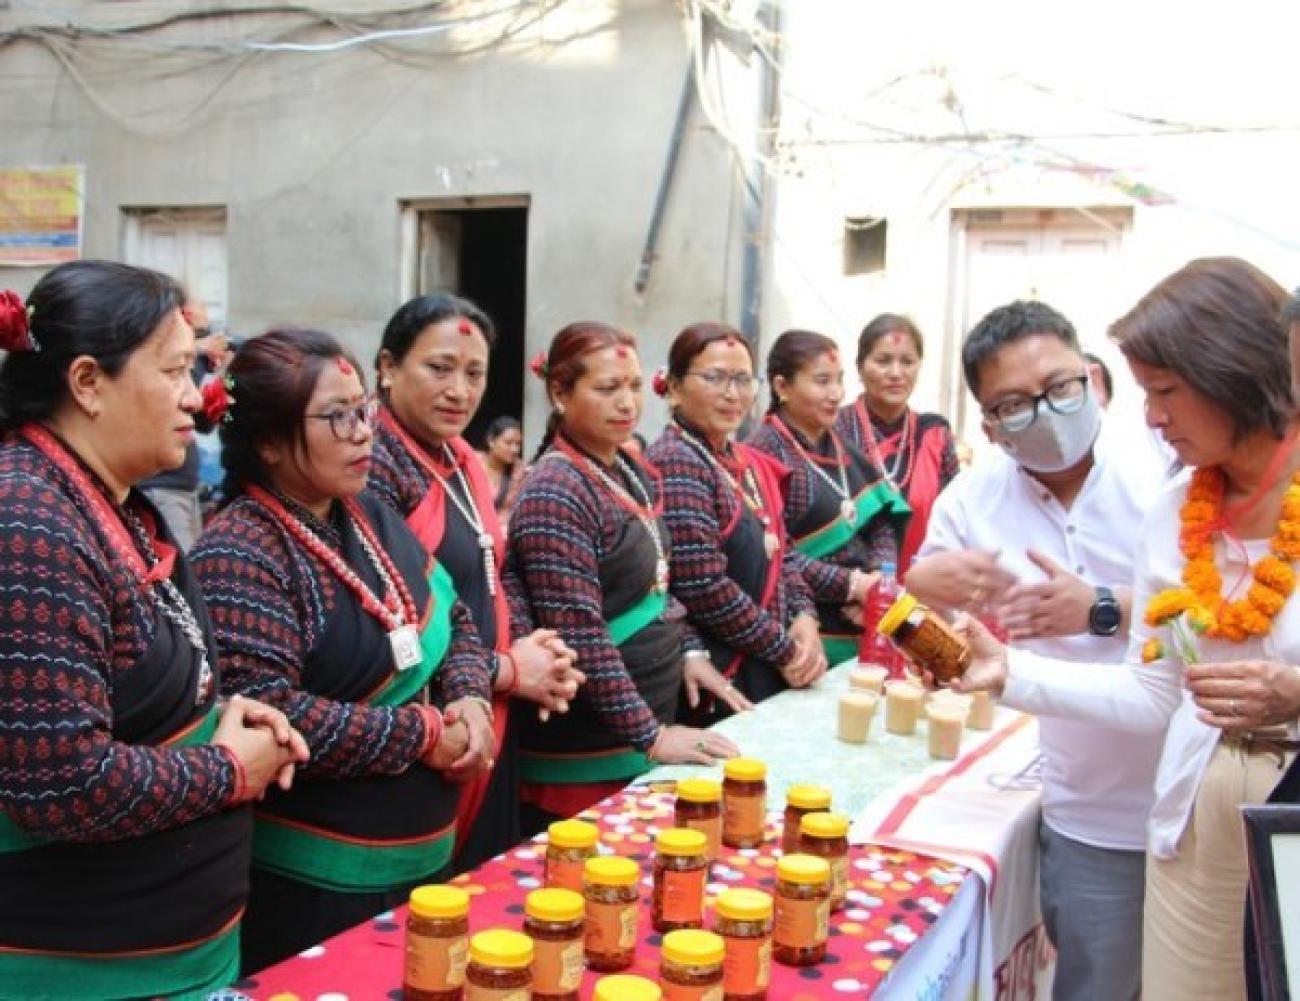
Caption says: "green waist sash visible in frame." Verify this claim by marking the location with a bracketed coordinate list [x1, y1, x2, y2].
[796, 480, 910, 560]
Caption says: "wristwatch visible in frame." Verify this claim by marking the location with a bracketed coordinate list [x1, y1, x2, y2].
[1088, 586, 1122, 637]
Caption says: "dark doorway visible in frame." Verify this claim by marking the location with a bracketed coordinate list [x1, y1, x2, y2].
[415, 202, 528, 448]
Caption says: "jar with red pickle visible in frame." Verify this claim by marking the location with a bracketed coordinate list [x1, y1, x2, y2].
[876, 591, 970, 683]
[583, 855, 641, 971]
[405, 884, 470, 1001]
[675, 778, 723, 861]
[660, 928, 725, 1001]
[466, 928, 533, 1001]
[545, 818, 599, 892]
[781, 785, 830, 855]
[524, 887, 584, 1001]
[713, 888, 772, 1001]
[653, 828, 709, 933]
[797, 812, 850, 911]
[772, 854, 830, 967]
[722, 758, 767, 849]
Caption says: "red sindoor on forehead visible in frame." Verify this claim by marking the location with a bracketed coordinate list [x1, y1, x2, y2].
[615, 345, 629, 358]
[457, 319, 475, 336]
[336, 357, 354, 375]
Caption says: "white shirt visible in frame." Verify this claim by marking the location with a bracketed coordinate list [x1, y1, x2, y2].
[1006, 473, 1300, 859]
[920, 421, 1169, 850]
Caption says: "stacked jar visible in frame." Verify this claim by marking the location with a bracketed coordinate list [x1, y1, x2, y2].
[781, 785, 831, 855]
[466, 929, 533, 1001]
[675, 778, 723, 862]
[772, 854, 831, 967]
[404, 884, 471, 1001]
[524, 887, 585, 1001]
[660, 929, 726, 1001]
[583, 856, 641, 972]
[797, 812, 850, 911]
[653, 828, 709, 933]
[713, 888, 773, 1001]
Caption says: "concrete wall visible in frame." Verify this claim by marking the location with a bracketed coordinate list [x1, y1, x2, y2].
[0, 0, 746, 446]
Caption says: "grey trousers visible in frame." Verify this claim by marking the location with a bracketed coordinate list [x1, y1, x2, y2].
[1039, 821, 1145, 1001]
[142, 486, 203, 553]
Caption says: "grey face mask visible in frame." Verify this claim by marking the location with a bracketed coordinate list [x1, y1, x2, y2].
[996, 385, 1102, 474]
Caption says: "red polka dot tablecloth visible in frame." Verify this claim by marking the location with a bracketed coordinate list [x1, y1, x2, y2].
[239, 787, 968, 1000]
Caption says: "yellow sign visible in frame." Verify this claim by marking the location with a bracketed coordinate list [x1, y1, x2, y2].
[0, 166, 84, 266]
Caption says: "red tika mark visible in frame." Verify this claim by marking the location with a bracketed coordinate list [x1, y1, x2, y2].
[336, 357, 354, 375]
[457, 319, 475, 336]
[615, 346, 629, 358]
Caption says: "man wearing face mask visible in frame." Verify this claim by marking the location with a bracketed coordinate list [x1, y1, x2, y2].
[904, 300, 1167, 1001]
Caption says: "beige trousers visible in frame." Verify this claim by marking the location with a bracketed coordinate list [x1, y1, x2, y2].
[1143, 743, 1292, 1001]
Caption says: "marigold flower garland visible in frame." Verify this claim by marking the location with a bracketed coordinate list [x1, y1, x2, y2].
[1143, 467, 1300, 658]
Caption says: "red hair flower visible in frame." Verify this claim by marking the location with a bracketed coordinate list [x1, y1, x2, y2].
[529, 350, 549, 380]
[201, 375, 235, 425]
[0, 291, 37, 353]
[651, 367, 669, 397]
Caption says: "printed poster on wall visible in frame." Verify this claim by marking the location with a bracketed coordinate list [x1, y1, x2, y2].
[0, 166, 84, 266]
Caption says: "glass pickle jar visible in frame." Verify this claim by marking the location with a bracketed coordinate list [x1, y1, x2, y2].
[545, 818, 600, 893]
[524, 887, 585, 1001]
[713, 888, 773, 1001]
[772, 854, 831, 967]
[797, 812, 851, 911]
[466, 928, 533, 1001]
[722, 758, 767, 849]
[583, 855, 641, 971]
[661, 928, 725, 1001]
[594, 974, 664, 1001]
[781, 785, 831, 855]
[675, 778, 723, 862]
[653, 828, 709, 933]
[405, 884, 471, 1001]
[876, 591, 971, 683]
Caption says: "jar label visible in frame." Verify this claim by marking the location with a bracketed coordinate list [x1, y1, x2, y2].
[681, 815, 723, 860]
[663, 982, 724, 1001]
[774, 896, 829, 949]
[831, 856, 849, 902]
[534, 937, 585, 992]
[723, 935, 772, 992]
[466, 987, 530, 1001]
[585, 899, 639, 954]
[661, 866, 707, 923]
[723, 792, 766, 845]
[546, 855, 586, 893]
[406, 932, 468, 991]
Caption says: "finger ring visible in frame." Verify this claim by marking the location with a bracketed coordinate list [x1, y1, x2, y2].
[695, 739, 707, 751]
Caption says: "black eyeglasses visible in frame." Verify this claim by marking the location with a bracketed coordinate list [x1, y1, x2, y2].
[984, 375, 1089, 432]
[305, 397, 379, 441]
[687, 369, 762, 393]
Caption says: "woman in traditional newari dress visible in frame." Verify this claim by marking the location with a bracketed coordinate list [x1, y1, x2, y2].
[647, 322, 825, 719]
[193, 328, 490, 972]
[749, 329, 910, 667]
[0, 261, 305, 999]
[505, 322, 739, 829]
[369, 293, 581, 869]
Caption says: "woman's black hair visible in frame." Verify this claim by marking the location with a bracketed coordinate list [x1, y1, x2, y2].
[0, 260, 184, 431]
[375, 293, 496, 368]
[765, 328, 838, 414]
[485, 415, 521, 442]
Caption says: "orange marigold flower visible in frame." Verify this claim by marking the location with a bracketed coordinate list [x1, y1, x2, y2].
[1255, 556, 1297, 593]
[1186, 606, 1215, 634]
[1141, 638, 1166, 664]
[1144, 589, 1195, 626]
[1248, 583, 1286, 617]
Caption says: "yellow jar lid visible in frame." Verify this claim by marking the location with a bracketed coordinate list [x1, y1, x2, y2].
[548, 818, 599, 850]
[785, 783, 831, 811]
[662, 928, 725, 966]
[876, 591, 919, 637]
[594, 974, 664, 1001]
[469, 928, 534, 969]
[777, 853, 831, 885]
[656, 827, 708, 856]
[723, 757, 767, 782]
[525, 887, 584, 923]
[799, 811, 850, 839]
[714, 887, 773, 921]
[408, 884, 470, 920]
[584, 855, 640, 886]
[676, 778, 722, 803]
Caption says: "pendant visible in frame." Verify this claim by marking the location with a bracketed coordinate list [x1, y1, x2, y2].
[841, 499, 858, 526]
[655, 558, 670, 593]
[195, 656, 213, 706]
[763, 531, 779, 559]
[478, 532, 498, 597]
[389, 624, 424, 672]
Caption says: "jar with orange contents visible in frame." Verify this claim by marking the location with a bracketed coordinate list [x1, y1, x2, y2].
[653, 828, 709, 933]
[404, 884, 470, 1001]
[583, 855, 641, 972]
[594, 975, 664, 1001]
[798, 812, 850, 911]
[466, 928, 533, 1001]
[660, 928, 725, 1001]
[545, 818, 600, 892]
[713, 888, 772, 1001]
[772, 854, 830, 967]
[781, 784, 831, 855]
[721, 758, 767, 849]
[675, 778, 723, 861]
[523, 887, 585, 1001]
[876, 591, 971, 683]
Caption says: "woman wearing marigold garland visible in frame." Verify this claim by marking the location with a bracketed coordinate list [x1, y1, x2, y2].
[953, 258, 1300, 1000]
